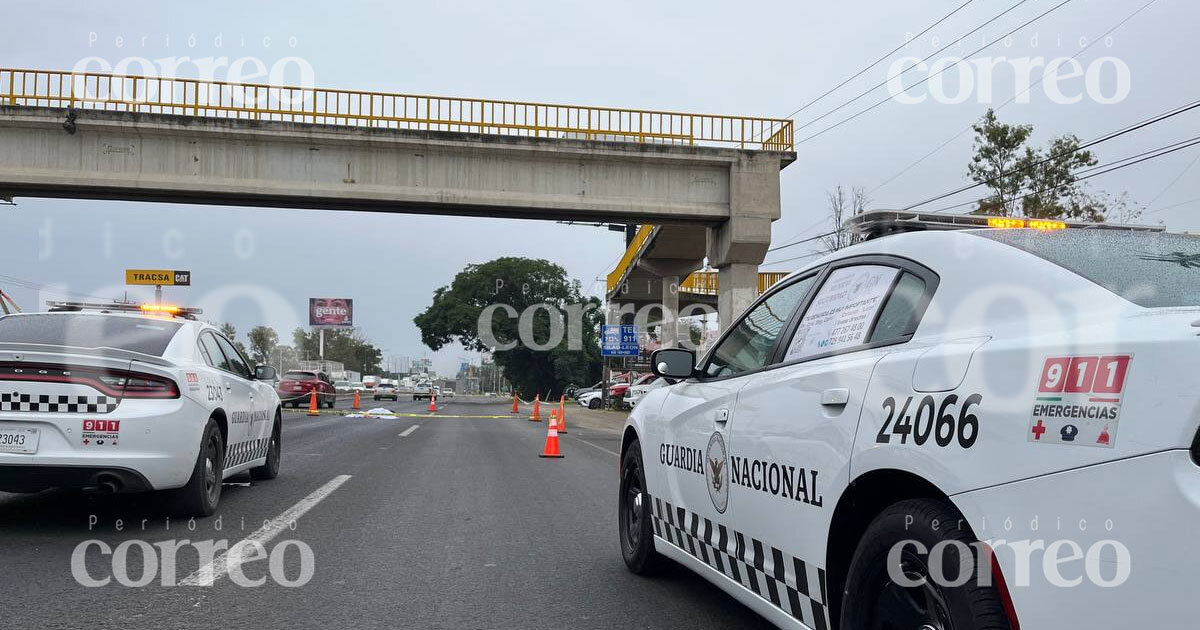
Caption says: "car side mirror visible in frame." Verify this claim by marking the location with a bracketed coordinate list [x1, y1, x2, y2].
[651, 348, 696, 380]
[255, 365, 277, 381]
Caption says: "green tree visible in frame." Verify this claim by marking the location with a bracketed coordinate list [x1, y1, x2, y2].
[218, 322, 249, 358]
[247, 325, 279, 365]
[291, 328, 382, 374]
[413, 257, 603, 398]
[968, 109, 1115, 220]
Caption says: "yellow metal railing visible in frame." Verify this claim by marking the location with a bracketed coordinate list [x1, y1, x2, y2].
[0, 68, 794, 151]
[679, 271, 790, 296]
[606, 224, 791, 297]
[606, 225, 658, 295]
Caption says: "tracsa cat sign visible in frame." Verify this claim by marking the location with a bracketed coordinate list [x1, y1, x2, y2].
[309, 298, 353, 327]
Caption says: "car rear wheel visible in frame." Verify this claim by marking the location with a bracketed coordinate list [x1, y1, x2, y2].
[619, 439, 665, 575]
[167, 418, 223, 517]
[588, 398, 601, 409]
[250, 414, 282, 481]
[840, 499, 1012, 630]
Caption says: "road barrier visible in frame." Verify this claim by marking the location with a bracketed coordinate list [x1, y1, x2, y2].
[531, 395, 542, 422]
[307, 390, 319, 417]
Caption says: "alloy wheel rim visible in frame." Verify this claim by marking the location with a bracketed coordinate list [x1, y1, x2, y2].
[872, 550, 954, 630]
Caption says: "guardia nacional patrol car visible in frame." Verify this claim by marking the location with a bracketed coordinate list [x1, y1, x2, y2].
[619, 211, 1200, 629]
[0, 301, 283, 516]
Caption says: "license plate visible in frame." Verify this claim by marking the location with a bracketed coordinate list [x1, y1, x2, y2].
[0, 427, 40, 454]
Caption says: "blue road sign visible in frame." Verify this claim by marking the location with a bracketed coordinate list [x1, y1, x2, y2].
[601, 324, 640, 357]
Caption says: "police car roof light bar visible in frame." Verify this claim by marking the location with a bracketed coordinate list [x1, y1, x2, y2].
[847, 209, 1166, 241]
[45, 300, 203, 319]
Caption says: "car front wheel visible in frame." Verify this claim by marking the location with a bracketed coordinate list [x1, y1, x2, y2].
[588, 398, 601, 409]
[840, 499, 1012, 630]
[619, 439, 664, 575]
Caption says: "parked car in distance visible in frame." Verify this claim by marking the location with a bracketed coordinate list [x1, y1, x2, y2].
[578, 390, 603, 409]
[351, 381, 365, 392]
[334, 380, 353, 393]
[413, 382, 433, 401]
[277, 370, 337, 408]
[373, 383, 399, 401]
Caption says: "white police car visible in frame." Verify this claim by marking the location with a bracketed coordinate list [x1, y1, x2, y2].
[0, 302, 283, 516]
[619, 211, 1198, 629]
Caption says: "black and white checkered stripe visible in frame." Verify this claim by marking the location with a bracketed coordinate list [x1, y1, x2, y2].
[653, 498, 829, 630]
[0, 392, 118, 413]
[226, 437, 270, 468]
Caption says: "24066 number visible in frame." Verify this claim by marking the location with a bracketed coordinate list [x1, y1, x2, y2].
[876, 393, 982, 448]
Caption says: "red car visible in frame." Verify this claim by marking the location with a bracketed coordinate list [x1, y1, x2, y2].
[277, 370, 337, 408]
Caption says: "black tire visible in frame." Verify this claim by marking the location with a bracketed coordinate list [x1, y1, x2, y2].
[588, 398, 601, 409]
[840, 499, 1012, 630]
[167, 418, 224, 517]
[250, 413, 282, 481]
[619, 439, 665, 575]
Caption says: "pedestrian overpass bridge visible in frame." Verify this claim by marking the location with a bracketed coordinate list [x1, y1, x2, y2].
[0, 68, 795, 330]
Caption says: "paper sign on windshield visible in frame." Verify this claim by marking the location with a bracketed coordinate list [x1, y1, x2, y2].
[785, 265, 898, 361]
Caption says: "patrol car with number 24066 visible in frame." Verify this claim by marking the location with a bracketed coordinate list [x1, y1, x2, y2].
[618, 210, 1200, 630]
[0, 301, 283, 516]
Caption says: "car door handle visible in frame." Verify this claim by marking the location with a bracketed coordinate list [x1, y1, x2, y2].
[821, 388, 850, 406]
[715, 409, 729, 424]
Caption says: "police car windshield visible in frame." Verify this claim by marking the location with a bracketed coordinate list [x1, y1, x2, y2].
[0, 313, 182, 356]
[974, 228, 1200, 308]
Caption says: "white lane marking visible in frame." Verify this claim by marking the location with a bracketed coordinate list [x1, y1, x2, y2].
[180, 474, 352, 586]
[398, 424, 420, 437]
[576, 438, 619, 457]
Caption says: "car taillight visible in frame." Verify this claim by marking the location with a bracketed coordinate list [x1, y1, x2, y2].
[0, 362, 178, 399]
[121, 373, 180, 398]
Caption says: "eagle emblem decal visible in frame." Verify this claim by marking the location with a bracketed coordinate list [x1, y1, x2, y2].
[706, 432, 729, 513]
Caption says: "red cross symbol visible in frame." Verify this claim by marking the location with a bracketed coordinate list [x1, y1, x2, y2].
[1031, 420, 1047, 440]
[82, 438, 90, 445]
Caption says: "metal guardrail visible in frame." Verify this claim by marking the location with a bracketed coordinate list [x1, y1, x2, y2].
[0, 68, 794, 151]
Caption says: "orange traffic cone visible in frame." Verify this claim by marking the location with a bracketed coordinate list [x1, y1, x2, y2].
[511, 393, 519, 414]
[549, 408, 559, 429]
[530, 395, 541, 422]
[539, 423, 563, 458]
[428, 394, 438, 413]
[307, 390, 319, 416]
[557, 395, 568, 433]
[353, 390, 361, 411]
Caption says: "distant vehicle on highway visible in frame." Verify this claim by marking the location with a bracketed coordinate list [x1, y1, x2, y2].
[0, 301, 282, 516]
[351, 381, 365, 392]
[373, 383, 399, 401]
[278, 370, 336, 408]
[441, 388, 454, 398]
[362, 375, 380, 390]
[334, 380, 353, 393]
[412, 381, 433, 401]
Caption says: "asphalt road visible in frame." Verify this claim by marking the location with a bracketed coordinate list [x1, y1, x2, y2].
[0, 397, 773, 629]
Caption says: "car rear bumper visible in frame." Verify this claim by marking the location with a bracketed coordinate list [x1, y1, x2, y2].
[953, 449, 1200, 627]
[0, 396, 207, 492]
[0, 464, 152, 493]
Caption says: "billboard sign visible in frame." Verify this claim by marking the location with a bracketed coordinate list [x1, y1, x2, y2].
[309, 298, 354, 327]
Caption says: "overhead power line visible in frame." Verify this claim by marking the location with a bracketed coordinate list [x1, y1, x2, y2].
[776, 0, 979, 123]
[866, 0, 1161, 196]
[897, 97, 1200, 211]
[793, 0, 1030, 135]
[796, 0, 1074, 146]
[927, 133, 1200, 214]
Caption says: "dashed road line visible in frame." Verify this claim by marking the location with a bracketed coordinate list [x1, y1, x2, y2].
[399, 425, 420, 437]
[576, 437, 619, 457]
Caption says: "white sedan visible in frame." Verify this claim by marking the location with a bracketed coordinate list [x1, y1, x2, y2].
[619, 211, 1194, 629]
[0, 302, 282, 516]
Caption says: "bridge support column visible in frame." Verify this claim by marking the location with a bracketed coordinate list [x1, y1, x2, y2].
[660, 275, 680, 348]
[708, 153, 780, 330]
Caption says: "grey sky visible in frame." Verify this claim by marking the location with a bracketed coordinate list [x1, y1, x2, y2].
[2, 0, 1197, 375]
